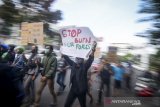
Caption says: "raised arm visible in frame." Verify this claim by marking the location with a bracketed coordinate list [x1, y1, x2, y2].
[85, 41, 97, 70]
[63, 55, 74, 66]
[85, 54, 94, 71]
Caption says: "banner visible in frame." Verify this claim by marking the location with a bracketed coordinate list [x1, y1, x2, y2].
[59, 27, 96, 58]
[107, 46, 118, 63]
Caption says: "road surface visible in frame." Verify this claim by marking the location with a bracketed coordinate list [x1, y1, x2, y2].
[21, 66, 159, 107]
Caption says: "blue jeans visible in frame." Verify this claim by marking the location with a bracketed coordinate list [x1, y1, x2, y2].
[56, 72, 66, 89]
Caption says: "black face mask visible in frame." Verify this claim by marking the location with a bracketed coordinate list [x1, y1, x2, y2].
[17, 50, 21, 54]
[31, 49, 36, 53]
[75, 58, 84, 64]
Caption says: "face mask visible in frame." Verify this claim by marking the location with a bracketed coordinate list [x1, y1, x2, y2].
[75, 58, 84, 64]
[31, 49, 36, 53]
[45, 49, 50, 55]
[16, 49, 21, 54]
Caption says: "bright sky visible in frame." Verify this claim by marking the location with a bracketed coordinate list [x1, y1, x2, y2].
[51, 0, 151, 51]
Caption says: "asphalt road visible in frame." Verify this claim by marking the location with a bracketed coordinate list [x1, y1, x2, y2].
[21, 66, 159, 107]
[33, 68, 135, 107]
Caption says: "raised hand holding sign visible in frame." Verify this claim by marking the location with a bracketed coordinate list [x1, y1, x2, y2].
[59, 27, 97, 59]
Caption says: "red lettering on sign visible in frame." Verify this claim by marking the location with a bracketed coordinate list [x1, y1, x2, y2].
[88, 37, 91, 43]
[74, 37, 91, 43]
[75, 38, 78, 43]
[68, 30, 71, 36]
[71, 29, 77, 37]
[62, 30, 67, 37]
[61, 29, 82, 37]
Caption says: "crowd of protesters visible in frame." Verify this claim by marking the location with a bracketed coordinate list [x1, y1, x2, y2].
[1, 42, 154, 107]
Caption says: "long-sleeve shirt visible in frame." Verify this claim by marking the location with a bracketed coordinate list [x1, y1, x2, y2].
[63, 55, 94, 94]
[26, 53, 41, 78]
[12, 54, 26, 69]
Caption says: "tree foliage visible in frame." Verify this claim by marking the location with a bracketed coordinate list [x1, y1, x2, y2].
[149, 48, 160, 70]
[0, 0, 62, 37]
[138, 0, 160, 45]
[120, 53, 134, 62]
[138, 0, 160, 70]
[0, 0, 21, 35]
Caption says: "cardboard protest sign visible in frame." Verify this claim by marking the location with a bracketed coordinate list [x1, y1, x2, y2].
[59, 27, 96, 58]
[107, 46, 119, 63]
[21, 22, 44, 45]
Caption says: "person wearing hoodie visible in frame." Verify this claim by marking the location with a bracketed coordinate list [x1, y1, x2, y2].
[63, 42, 97, 107]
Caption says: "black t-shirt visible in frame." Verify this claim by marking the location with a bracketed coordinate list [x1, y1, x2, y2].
[100, 64, 112, 82]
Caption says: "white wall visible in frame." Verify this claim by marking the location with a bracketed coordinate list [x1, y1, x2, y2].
[130, 47, 157, 70]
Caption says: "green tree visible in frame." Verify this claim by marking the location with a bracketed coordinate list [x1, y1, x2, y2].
[149, 48, 160, 70]
[120, 53, 134, 62]
[0, 0, 62, 37]
[138, 0, 160, 70]
[138, 0, 160, 45]
[0, 0, 22, 35]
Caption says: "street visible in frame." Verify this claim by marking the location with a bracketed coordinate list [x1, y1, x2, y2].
[0, 0, 160, 107]
[33, 67, 138, 107]
[27, 65, 159, 107]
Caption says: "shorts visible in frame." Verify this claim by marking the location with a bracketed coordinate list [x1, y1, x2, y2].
[114, 80, 121, 89]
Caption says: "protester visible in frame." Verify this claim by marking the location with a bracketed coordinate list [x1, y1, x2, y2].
[23, 45, 41, 105]
[87, 67, 94, 104]
[56, 55, 69, 93]
[0, 44, 9, 62]
[11, 46, 27, 106]
[63, 42, 97, 107]
[12, 46, 27, 79]
[112, 63, 125, 96]
[33, 45, 57, 107]
[124, 62, 133, 90]
[0, 63, 18, 107]
[94, 58, 113, 104]
[1, 44, 15, 64]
